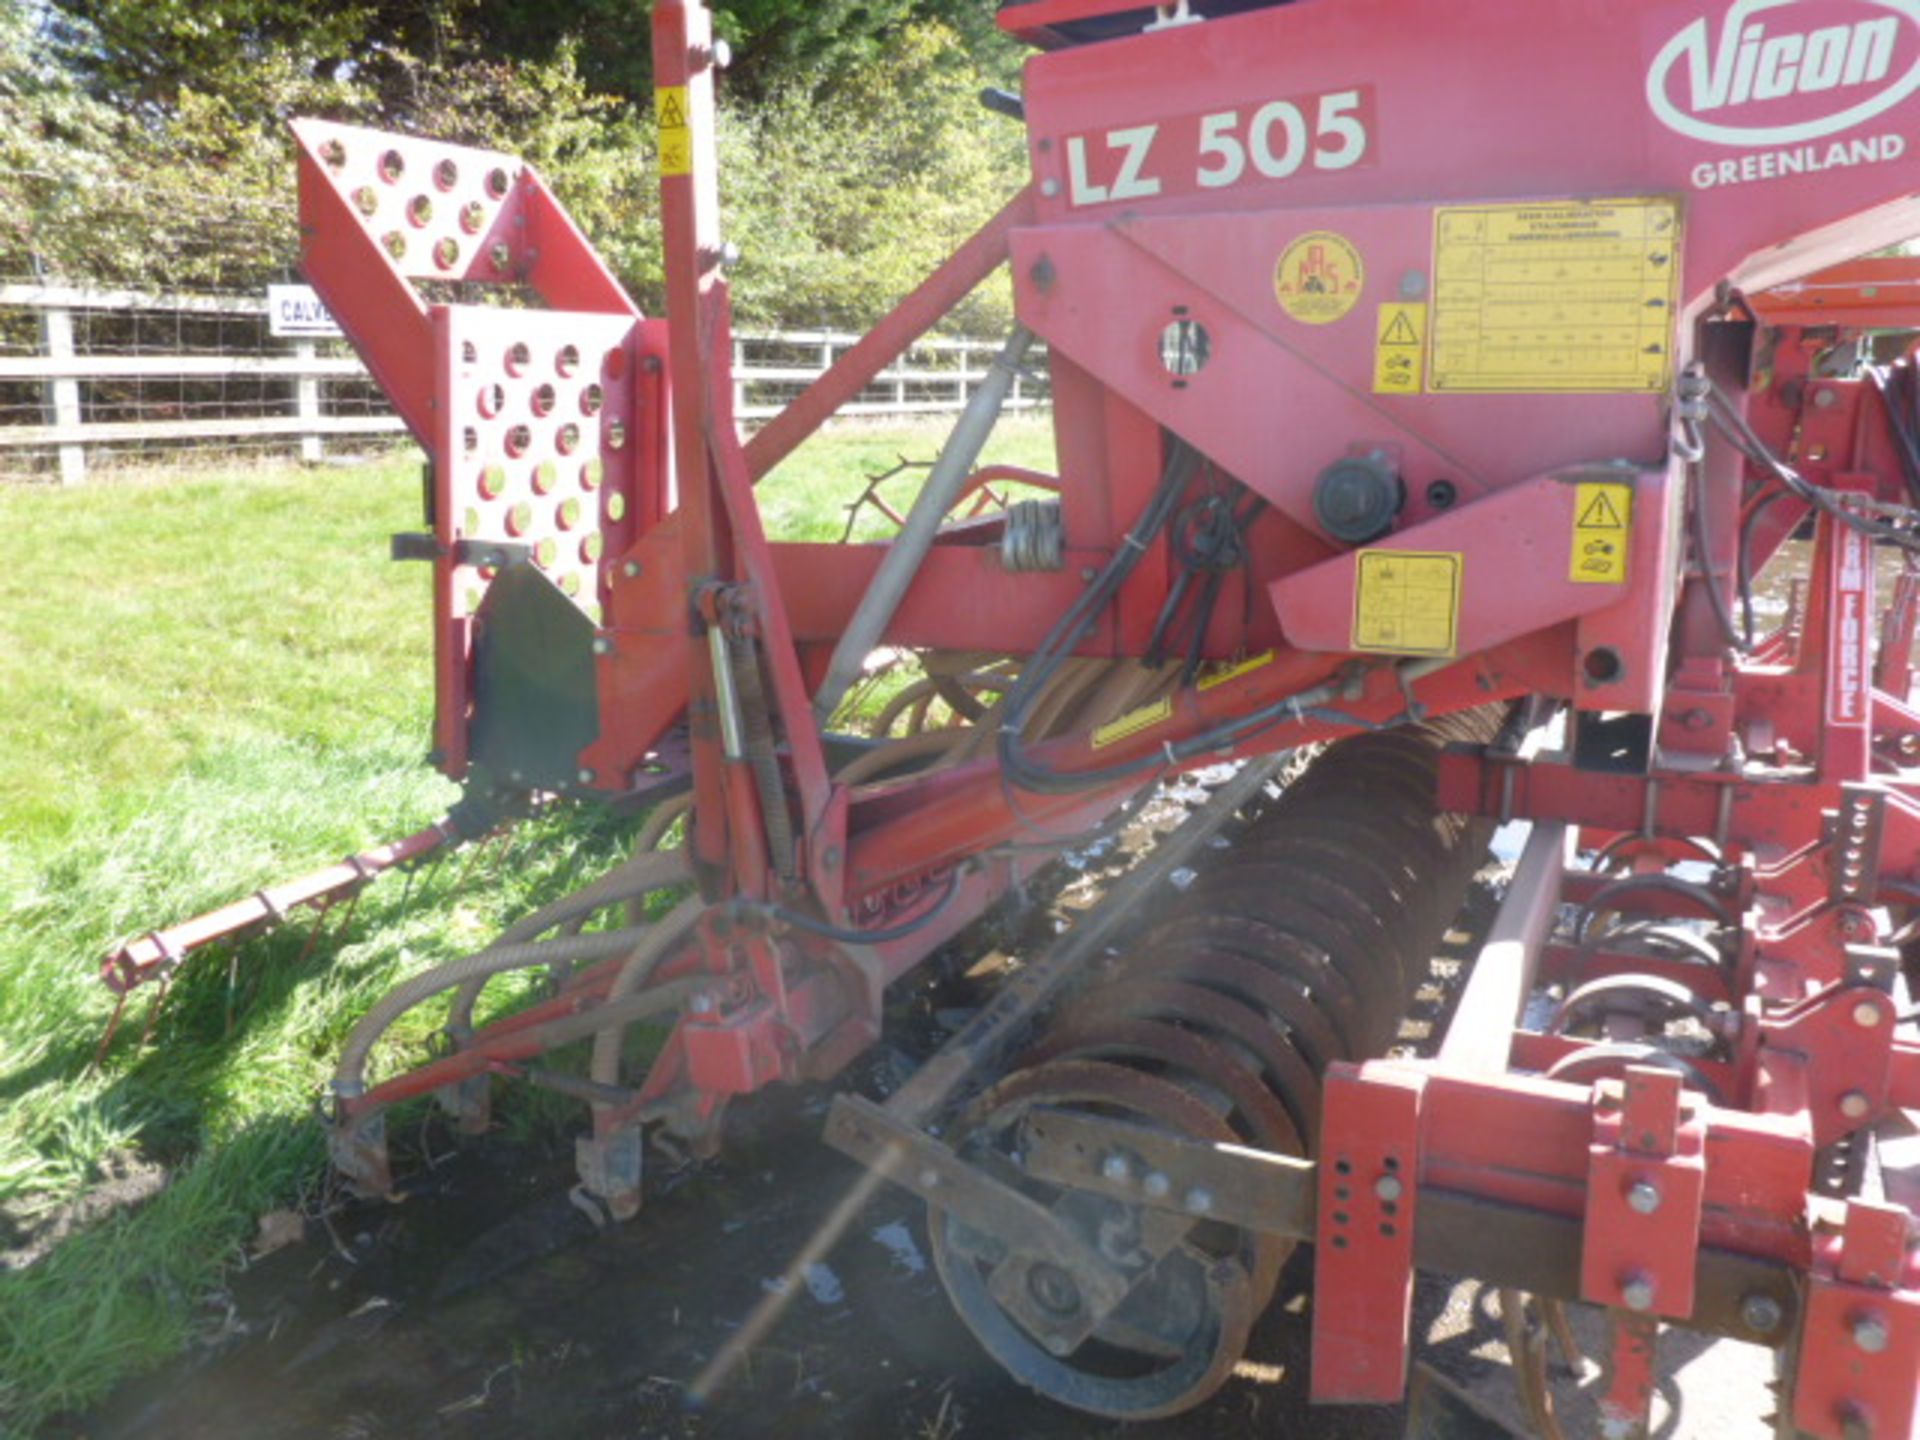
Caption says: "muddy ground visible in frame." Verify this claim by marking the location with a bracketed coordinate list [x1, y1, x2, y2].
[79, 1074, 1771, 1440]
[75, 837, 1774, 1440]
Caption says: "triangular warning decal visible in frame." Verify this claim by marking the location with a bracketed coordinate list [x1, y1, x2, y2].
[1381, 311, 1420, 346]
[1577, 491, 1625, 529]
[658, 93, 688, 129]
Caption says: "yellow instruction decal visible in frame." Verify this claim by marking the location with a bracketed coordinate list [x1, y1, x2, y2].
[1353, 551, 1462, 657]
[1429, 199, 1681, 393]
[1570, 481, 1633, 584]
[1373, 302, 1427, 394]
[657, 86, 691, 176]
[1197, 651, 1276, 692]
[1092, 697, 1172, 750]
[1274, 231, 1365, 325]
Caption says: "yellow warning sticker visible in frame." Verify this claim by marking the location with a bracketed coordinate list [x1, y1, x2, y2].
[1091, 697, 1172, 750]
[1570, 481, 1633, 584]
[1429, 198, 1682, 393]
[1352, 550, 1462, 657]
[657, 86, 691, 177]
[1373, 302, 1427, 394]
[1275, 231, 1365, 325]
[1197, 651, 1275, 692]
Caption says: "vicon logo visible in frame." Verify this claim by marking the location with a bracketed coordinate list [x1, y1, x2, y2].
[1648, 0, 1920, 144]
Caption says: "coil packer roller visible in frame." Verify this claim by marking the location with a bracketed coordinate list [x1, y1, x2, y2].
[104, 0, 1920, 1433]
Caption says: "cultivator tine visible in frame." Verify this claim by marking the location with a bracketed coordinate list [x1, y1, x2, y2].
[1500, 1290, 1568, 1440]
[91, 991, 130, 1072]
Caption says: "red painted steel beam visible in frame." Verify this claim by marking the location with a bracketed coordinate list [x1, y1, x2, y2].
[742, 189, 1036, 483]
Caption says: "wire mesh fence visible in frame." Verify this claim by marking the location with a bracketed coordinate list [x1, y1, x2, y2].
[0, 282, 1050, 483]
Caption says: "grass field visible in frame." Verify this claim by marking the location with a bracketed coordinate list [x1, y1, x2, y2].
[0, 416, 1056, 1433]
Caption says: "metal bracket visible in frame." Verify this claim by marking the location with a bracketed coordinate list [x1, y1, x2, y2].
[452, 537, 534, 570]
[390, 531, 443, 562]
[1582, 1067, 1706, 1321]
[1793, 1199, 1920, 1439]
[825, 1094, 1134, 1351]
[575, 1125, 645, 1222]
[1020, 1106, 1316, 1240]
[1311, 1063, 1426, 1404]
[1831, 784, 1886, 905]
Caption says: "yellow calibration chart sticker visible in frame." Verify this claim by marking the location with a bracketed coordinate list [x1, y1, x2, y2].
[1429, 198, 1682, 393]
[1352, 550, 1462, 657]
[1091, 697, 1173, 750]
[1373, 303, 1427, 394]
[656, 87, 691, 176]
[1570, 481, 1633, 584]
[1275, 231, 1365, 325]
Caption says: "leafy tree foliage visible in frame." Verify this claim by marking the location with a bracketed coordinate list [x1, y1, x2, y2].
[1, 0, 1030, 330]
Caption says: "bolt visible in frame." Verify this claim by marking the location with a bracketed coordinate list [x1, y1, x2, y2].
[1854, 1000, 1887, 1029]
[1741, 1292, 1784, 1335]
[1100, 1153, 1132, 1185]
[1040, 177, 1061, 198]
[687, 991, 716, 1014]
[1375, 1175, 1404, 1203]
[919, 1168, 941, 1190]
[1840, 1090, 1873, 1121]
[1143, 1171, 1171, 1200]
[592, 636, 613, 655]
[578, 768, 596, 785]
[1854, 1313, 1890, 1354]
[1627, 1180, 1662, 1215]
[1043, 1333, 1075, 1357]
[1814, 386, 1840, 410]
[1028, 1262, 1080, 1316]
[622, 560, 643, 579]
[1620, 1273, 1657, 1312]
[1184, 1187, 1213, 1216]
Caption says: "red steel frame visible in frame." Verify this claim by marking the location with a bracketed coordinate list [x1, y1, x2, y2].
[100, 1, 1920, 1432]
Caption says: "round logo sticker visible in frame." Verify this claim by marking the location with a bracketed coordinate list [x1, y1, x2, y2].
[1274, 231, 1365, 325]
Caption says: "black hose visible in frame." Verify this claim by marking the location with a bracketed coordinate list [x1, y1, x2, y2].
[1737, 488, 1800, 647]
[998, 437, 1379, 795]
[760, 869, 963, 944]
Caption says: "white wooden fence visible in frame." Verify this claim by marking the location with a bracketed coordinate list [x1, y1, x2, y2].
[0, 284, 1046, 482]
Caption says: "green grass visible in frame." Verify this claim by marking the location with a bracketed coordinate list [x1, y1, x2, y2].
[0, 415, 1055, 1434]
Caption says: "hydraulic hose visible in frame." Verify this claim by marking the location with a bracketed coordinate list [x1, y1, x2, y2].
[587, 894, 709, 1090]
[444, 847, 691, 1036]
[334, 928, 662, 1091]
